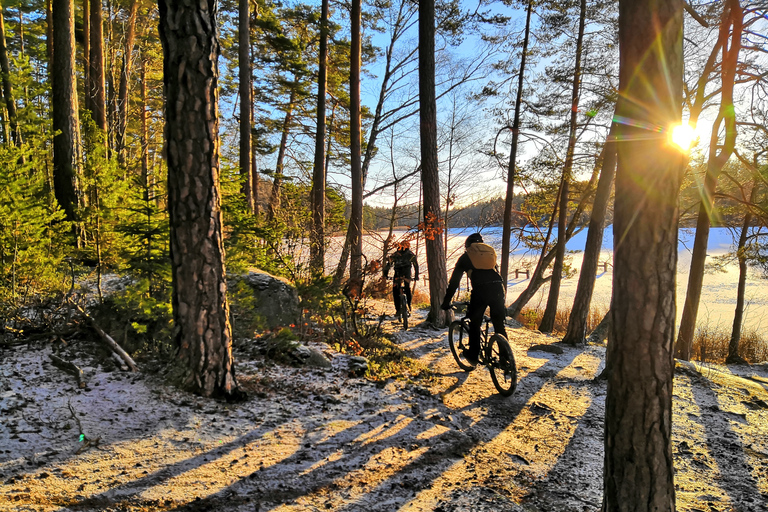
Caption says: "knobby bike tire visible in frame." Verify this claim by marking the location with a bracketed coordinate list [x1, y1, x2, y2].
[448, 321, 475, 371]
[488, 334, 517, 396]
[400, 293, 409, 330]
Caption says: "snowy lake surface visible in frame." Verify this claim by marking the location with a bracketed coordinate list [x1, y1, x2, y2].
[331, 225, 767, 334]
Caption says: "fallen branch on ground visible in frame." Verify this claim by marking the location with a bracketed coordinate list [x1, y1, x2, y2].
[66, 299, 138, 372]
[49, 353, 86, 388]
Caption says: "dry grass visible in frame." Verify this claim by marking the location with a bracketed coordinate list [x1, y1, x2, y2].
[516, 305, 606, 336]
[514, 305, 768, 364]
[694, 325, 768, 364]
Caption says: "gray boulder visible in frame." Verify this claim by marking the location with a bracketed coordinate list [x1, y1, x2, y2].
[231, 270, 300, 329]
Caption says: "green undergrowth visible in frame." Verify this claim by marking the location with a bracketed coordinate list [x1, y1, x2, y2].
[361, 334, 432, 383]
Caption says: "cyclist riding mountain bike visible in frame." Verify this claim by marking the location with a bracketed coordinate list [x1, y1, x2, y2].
[384, 240, 419, 320]
[441, 233, 507, 366]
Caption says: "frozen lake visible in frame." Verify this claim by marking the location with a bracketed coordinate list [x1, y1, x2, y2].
[329, 225, 767, 333]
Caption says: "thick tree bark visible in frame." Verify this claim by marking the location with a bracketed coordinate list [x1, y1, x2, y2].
[500, 0, 532, 288]
[158, 0, 241, 399]
[0, 4, 20, 146]
[115, 0, 139, 160]
[88, 0, 107, 133]
[727, 183, 756, 363]
[675, 0, 743, 361]
[539, 0, 586, 333]
[310, 0, 329, 274]
[419, 0, 449, 326]
[349, 0, 363, 281]
[562, 122, 618, 345]
[52, 0, 82, 223]
[238, 0, 253, 214]
[602, 0, 684, 509]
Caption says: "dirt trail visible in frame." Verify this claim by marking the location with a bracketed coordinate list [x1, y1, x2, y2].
[2, 305, 768, 511]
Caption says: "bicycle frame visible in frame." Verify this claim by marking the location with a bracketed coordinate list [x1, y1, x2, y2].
[457, 315, 492, 363]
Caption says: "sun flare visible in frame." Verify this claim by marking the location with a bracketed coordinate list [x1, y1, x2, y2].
[670, 123, 696, 151]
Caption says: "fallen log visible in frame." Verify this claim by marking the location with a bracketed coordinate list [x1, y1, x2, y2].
[49, 353, 86, 388]
[67, 299, 138, 372]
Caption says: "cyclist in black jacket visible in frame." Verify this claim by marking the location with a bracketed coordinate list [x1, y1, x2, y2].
[384, 240, 419, 320]
[441, 233, 507, 366]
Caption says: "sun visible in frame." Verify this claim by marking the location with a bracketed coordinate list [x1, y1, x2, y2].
[670, 123, 696, 151]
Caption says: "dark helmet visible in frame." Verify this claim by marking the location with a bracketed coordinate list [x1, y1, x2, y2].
[465, 233, 483, 248]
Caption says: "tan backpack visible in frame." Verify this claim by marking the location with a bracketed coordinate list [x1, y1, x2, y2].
[466, 243, 497, 270]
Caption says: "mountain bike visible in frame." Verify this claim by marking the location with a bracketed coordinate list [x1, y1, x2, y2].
[448, 301, 517, 396]
[389, 276, 412, 330]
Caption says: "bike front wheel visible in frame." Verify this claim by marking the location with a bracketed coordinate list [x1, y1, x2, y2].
[488, 334, 517, 396]
[448, 321, 475, 371]
[400, 293, 409, 330]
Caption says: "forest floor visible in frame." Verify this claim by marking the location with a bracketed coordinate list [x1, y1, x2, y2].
[2, 302, 768, 512]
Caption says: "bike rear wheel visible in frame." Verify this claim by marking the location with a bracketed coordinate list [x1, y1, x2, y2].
[400, 293, 409, 330]
[488, 334, 517, 396]
[448, 321, 475, 371]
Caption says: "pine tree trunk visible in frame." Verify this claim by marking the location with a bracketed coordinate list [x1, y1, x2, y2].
[238, 0, 253, 214]
[419, 0, 448, 327]
[82, 0, 90, 113]
[500, 0, 532, 288]
[140, 56, 149, 198]
[116, 0, 139, 160]
[310, 0, 329, 274]
[727, 183, 756, 364]
[562, 122, 618, 345]
[602, 0, 684, 508]
[539, 0, 586, 333]
[52, 0, 82, 223]
[158, 0, 241, 400]
[0, 4, 20, 147]
[676, 0, 742, 361]
[88, 0, 107, 133]
[349, 0, 363, 281]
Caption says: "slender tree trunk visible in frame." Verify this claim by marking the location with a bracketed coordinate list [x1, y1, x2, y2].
[310, 0, 329, 274]
[727, 182, 757, 364]
[158, 0, 242, 400]
[602, 0, 684, 508]
[419, 0, 449, 326]
[0, 5, 20, 147]
[52, 0, 83, 224]
[334, 3, 412, 284]
[675, 0, 742, 361]
[82, 0, 90, 113]
[562, 122, 618, 345]
[17, 6, 24, 57]
[500, 0, 532, 288]
[252, 114, 259, 215]
[140, 56, 149, 197]
[88, 0, 107, 133]
[238, 0, 253, 213]
[116, 0, 139, 160]
[267, 90, 295, 221]
[251, 48, 260, 216]
[349, 0, 363, 281]
[508, 188, 559, 319]
[539, 0, 586, 333]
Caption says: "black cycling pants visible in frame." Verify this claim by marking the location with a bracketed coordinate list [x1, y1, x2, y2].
[392, 277, 412, 313]
[466, 282, 507, 358]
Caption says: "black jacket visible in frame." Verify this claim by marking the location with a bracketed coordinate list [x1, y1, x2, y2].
[443, 251, 503, 306]
[384, 249, 419, 279]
